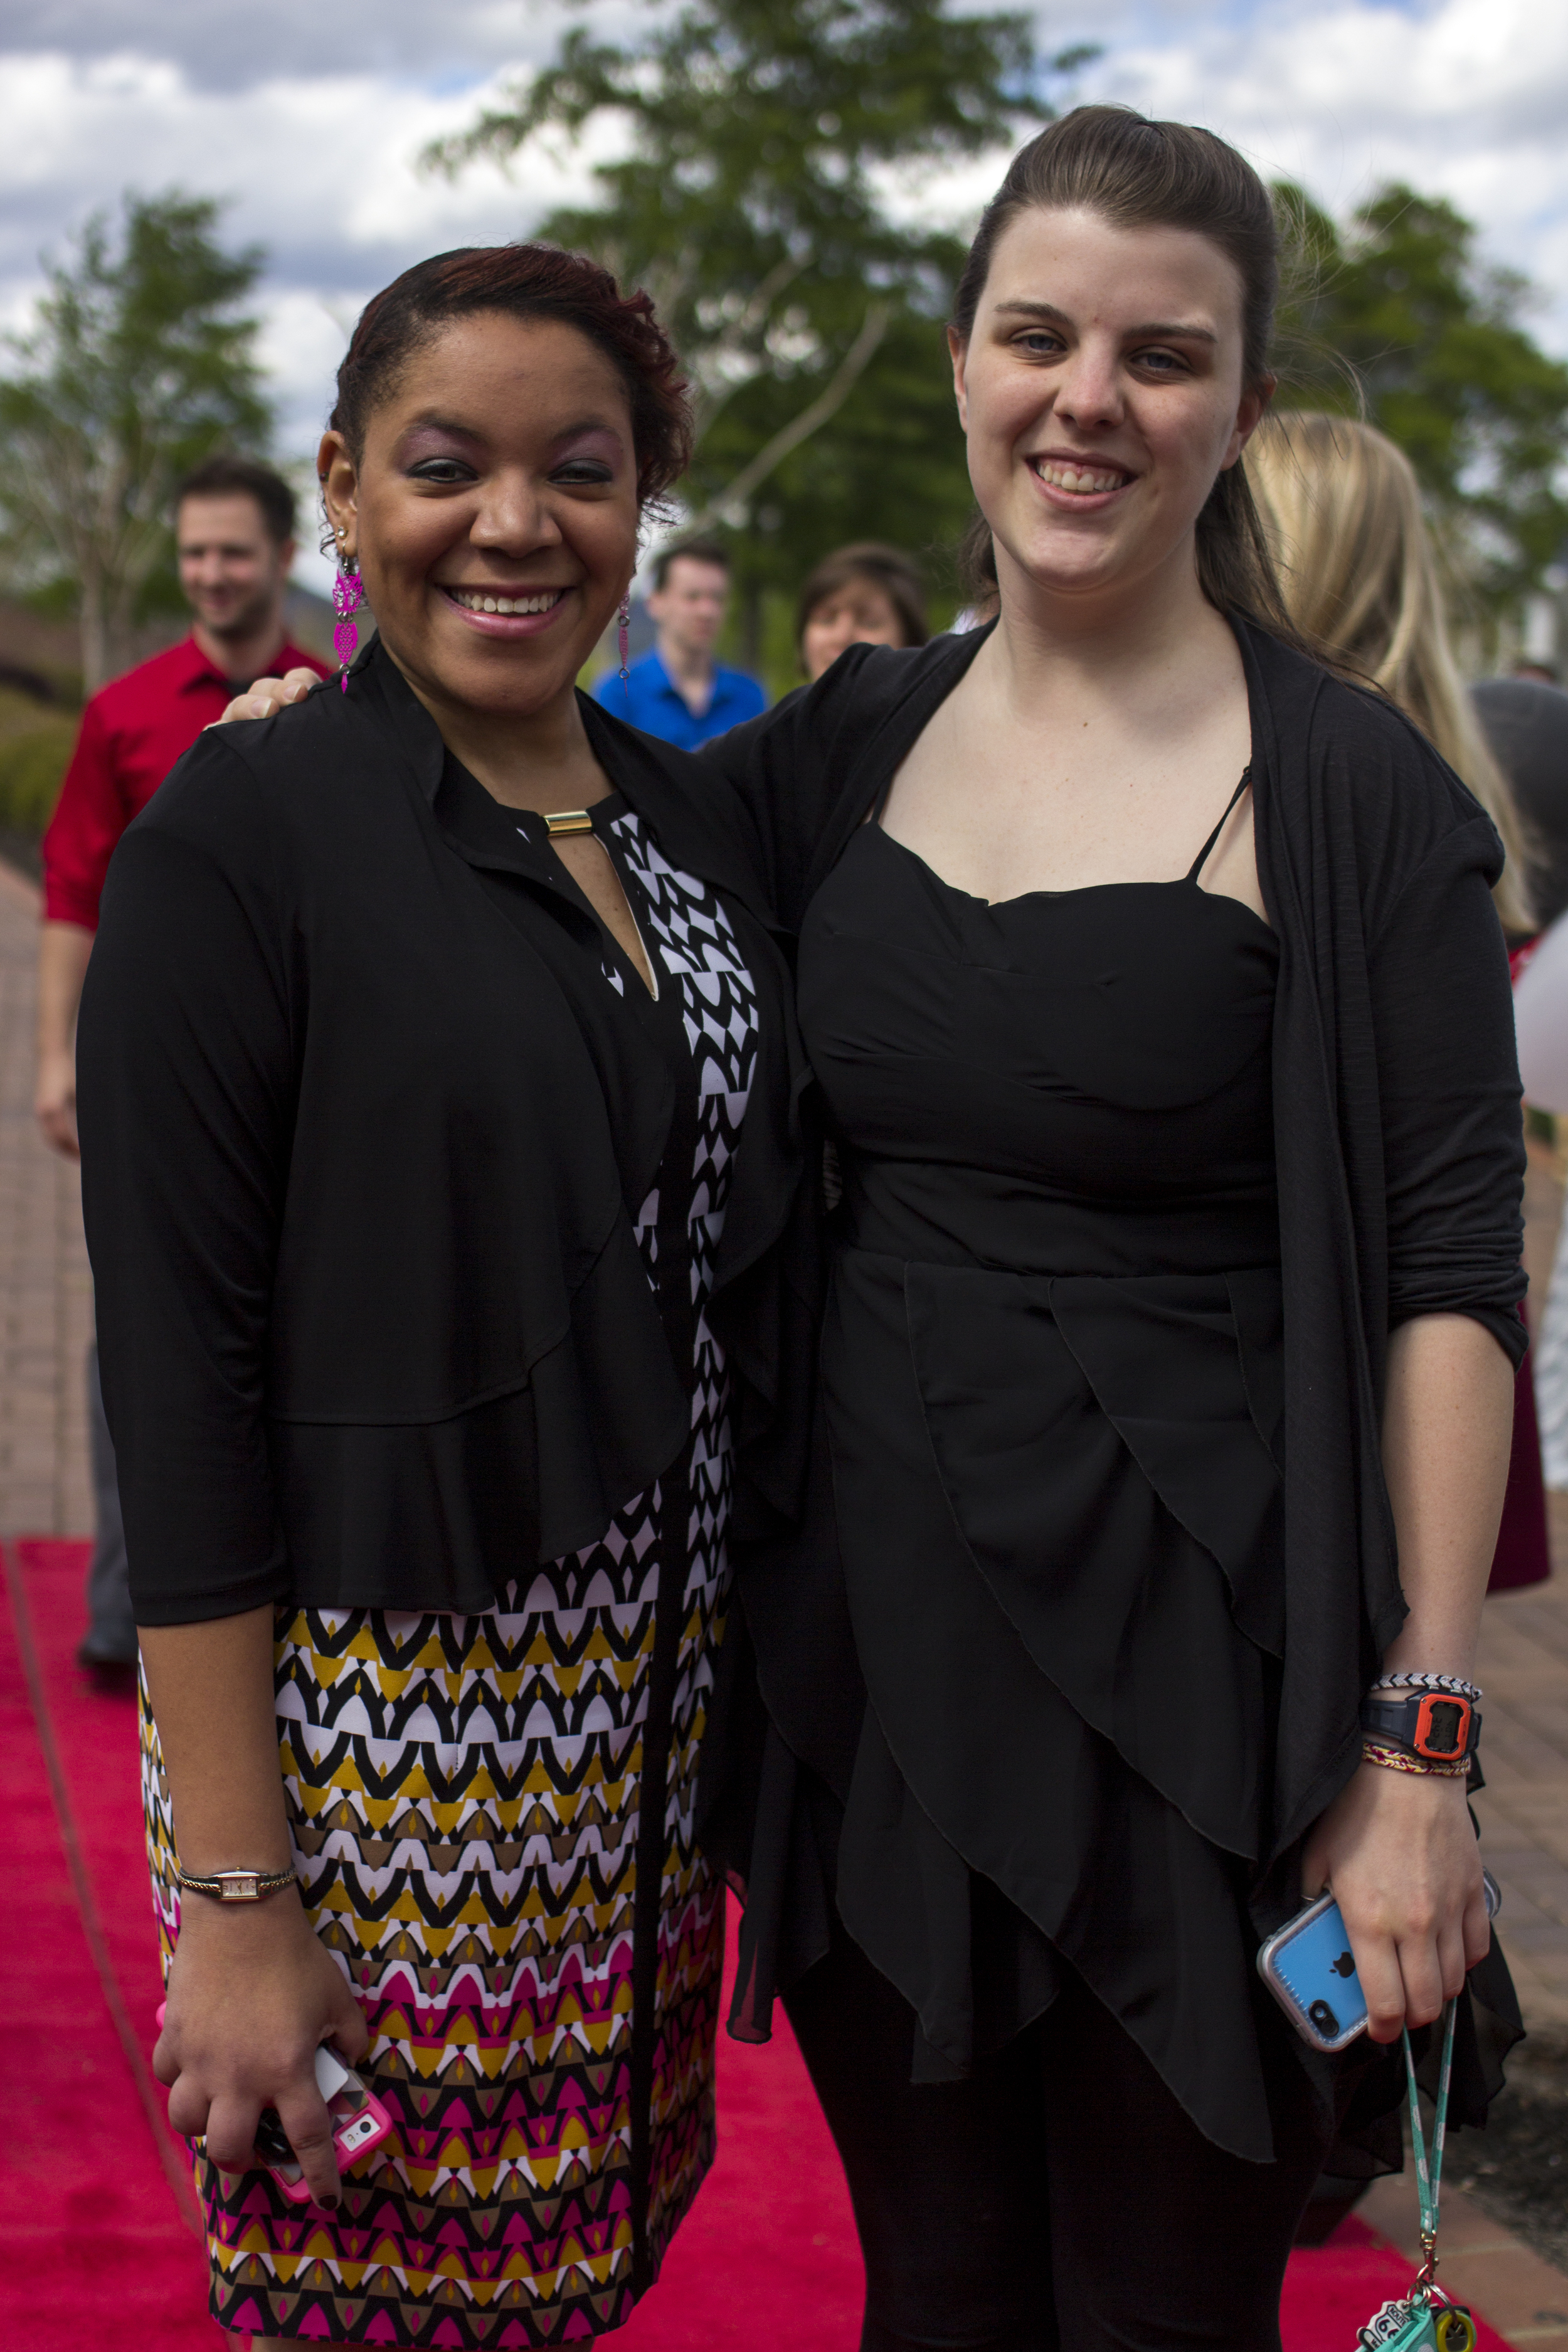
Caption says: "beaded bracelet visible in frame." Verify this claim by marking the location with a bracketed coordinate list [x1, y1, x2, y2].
[1362, 1735, 1471, 1780]
[1370, 1670, 1483, 1703]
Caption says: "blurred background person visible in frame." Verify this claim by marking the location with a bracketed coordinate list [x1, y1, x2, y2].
[34, 453, 328, 1674]
[596, 536, 766, 746]
[1248, 410, 1547, 1601]
[1475, 674, 1568, 933]
[795, 541, 929, 680]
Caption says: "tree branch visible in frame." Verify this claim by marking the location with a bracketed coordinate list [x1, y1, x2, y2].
[681, 300, 891, 538]
[689, 252, 812, 446]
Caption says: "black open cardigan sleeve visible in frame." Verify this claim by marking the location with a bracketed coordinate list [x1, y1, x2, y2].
[1369, 822, 1527, 1357]
[78, 749, 295, 1619]
[1242, 629, 1525, 1867]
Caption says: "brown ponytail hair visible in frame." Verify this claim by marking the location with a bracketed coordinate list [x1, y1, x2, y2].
[950, 105, 1299, 644]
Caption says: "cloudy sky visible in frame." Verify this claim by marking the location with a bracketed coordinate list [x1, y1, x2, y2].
[3, 0, 1565, 590]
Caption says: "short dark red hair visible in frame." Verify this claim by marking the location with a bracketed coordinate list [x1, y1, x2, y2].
[328, 244, 692, 513]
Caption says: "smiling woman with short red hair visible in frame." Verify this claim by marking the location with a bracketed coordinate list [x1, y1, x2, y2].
[76, 243, 813, 2352]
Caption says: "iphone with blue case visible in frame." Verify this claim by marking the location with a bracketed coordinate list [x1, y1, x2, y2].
[1257, 1891, 1369, 2049]
[1258, 1872, 1500, 2053]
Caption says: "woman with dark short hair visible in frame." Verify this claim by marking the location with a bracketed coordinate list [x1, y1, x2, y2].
[795, 542, 930, 681]
[78, 244, 816, 2352]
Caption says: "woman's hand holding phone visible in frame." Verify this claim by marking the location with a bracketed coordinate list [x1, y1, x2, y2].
[1301, 1759, 1491, 2043]
[153, 1888, 370, 2208]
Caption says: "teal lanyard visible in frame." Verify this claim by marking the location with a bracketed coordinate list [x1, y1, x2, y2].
[1402, 1999, 1458, 2287]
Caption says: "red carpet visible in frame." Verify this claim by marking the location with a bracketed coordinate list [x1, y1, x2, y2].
[1, 1536, 1515, 2350]
[0, 1537, 213, 2349]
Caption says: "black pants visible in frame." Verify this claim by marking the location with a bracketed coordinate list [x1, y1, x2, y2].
[782, 1926, 1332, 2352]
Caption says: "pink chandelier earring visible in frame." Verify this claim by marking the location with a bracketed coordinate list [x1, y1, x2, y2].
[618, 592, 632, 709]
[332, 545, 367, 692]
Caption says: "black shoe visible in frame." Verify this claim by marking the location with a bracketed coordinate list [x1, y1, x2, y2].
[76, 1631, 139, 1674]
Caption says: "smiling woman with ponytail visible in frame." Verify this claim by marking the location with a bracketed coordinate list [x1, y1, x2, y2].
[689, 103, 1525, 2348]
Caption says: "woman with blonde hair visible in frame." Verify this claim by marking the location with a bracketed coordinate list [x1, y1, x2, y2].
[1246, 409, 1534, 931]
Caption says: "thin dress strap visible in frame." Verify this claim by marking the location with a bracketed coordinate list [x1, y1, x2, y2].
[1185, 764, 1254, 885]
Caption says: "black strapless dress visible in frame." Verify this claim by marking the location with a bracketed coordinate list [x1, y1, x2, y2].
[793, 782, 1295, 2161]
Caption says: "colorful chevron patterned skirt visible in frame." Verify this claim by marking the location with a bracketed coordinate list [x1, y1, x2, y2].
[140, 1468, 729, 2346]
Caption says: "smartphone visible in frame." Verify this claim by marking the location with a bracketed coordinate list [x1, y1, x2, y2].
[1258, 1870, 1502, 2053]
[154, 2005, 393, 2201]
[253, 2043, 394, 2203]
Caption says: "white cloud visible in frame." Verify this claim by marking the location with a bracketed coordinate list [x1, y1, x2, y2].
[1076, 0, 1568, 346]
[1, 0, 584, 90]
[0, 50, 581, 281]
[0, 0, 1565, 567]
[0, 44, 622, 516]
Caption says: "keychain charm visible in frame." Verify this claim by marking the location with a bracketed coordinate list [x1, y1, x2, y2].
[1357, 2287, 1476, 2349]
[1353, 2001, 1476, 2350]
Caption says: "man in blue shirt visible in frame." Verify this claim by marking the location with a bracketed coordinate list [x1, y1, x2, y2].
[595, 538, 766, 747]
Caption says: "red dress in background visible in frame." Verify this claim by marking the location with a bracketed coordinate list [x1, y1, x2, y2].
[1490, 1324, 1551, 1589]
[1492, 940, 1553, 1592]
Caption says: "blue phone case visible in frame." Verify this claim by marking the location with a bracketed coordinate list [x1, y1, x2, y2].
[1259, 1872, 1500, 2053]
[1256, 1893, 1369, 2050]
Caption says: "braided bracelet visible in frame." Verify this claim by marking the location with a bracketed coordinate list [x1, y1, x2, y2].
[1361, 1735, 1471, 1780]
[1371, 1670, 1482, 1703]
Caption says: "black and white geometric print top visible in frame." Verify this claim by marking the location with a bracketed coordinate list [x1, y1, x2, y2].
[573, 796, 761, 1870]
[591, 799, 760, 1313]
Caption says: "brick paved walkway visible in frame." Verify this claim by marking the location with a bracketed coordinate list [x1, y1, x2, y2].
[0, 862, 92, 1542]
[1476, 1564, 1568, 2029]
[1, 858, 1566, 2028]
[1475, 1141, 1568, 2030]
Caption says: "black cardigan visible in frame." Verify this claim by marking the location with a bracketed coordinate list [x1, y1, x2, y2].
[699, 617, 1528, 1878]
[78, 644, 821, 1625]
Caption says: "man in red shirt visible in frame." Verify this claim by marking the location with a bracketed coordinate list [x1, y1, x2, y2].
[36, 453, 329, 1668]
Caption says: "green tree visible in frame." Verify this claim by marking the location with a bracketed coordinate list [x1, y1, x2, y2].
[1275, 183, 1568, 607]
[697, 307, 983, 662]
[429, 0, 1093, 600]
[0, 192, 272, 691]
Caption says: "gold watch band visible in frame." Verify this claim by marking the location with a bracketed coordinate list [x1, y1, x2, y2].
[174, 1866, 299, 1903]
